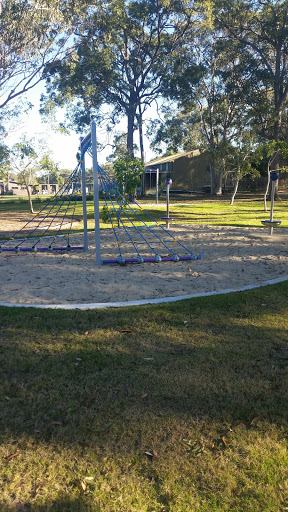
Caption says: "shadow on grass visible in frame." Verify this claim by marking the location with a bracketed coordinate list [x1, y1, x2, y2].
[0, 283, 288, 511]
[0, 497, 93, 512]
[0, 283, 288, 444]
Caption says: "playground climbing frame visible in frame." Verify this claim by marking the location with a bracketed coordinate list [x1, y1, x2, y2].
[0, 121, 203, 264]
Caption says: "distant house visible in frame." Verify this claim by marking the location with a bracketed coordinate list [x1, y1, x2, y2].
[0, 180, 27, 195]
[0, 181, 59, 196]
[144, 150, 210, 195]
[37, 183, 59, 195]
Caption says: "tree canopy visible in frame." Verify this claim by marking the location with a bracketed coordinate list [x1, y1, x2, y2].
[2, 0, 288, 197]
[42, 0, 200, 156]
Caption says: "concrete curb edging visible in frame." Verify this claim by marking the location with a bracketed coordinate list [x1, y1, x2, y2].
[0, 276, 288, 310]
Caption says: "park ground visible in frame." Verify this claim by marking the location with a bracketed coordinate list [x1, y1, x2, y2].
[1, 190, 288, 237]
[0, 193, 288, 511]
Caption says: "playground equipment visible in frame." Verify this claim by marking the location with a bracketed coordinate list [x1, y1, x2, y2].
[0, 122, 203, 264]
[261, 171, 282, 235]
[161, 178, 175, 229]
[145, 168, 159, 204]
[0, 163, 84, 252]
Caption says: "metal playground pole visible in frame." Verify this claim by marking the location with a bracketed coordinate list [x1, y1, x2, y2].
[156, 168, 159, 204]
[80, 137, 89, 252]
[91, 121, 102, 265]
[261, 171, 281, 235]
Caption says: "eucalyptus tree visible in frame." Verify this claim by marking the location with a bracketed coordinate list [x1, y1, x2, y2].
[38, 153, 60, 186]
[0, 144, 10, 187]
[10, 139, 40, 213]
[42, 0, 199, 158]
[214, 0, 288, 162]
[0, 0, 75, 112]
[158, 20, 253, 194]
[148, 108, 204, 155]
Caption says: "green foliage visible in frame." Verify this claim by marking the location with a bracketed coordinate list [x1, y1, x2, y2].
[0, 0, 71, 110]
[113, 155, 144, 197]
[213, 0, 288, 143]
[38, 153, 60, 185]
[0, 144, 10, 179]
[101, 204, 110, 224]
[149, 110, 203, 154]
[42, 0, 197, 154]
[9, 138, 40, 212]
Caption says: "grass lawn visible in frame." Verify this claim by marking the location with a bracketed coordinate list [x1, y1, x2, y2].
[1, 192, 288, 234]
[1, 283, 288, 511]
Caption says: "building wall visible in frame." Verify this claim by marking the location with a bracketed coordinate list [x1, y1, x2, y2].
[0, 182, 59, 196]
[145, 150, 211, 194]
[171, 151, 210, 191]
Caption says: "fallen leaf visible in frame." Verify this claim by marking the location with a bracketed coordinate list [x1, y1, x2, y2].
[120, 329, 133, 334]
[222, 436, 228, 447]
[141, 393, 148, 399]
[84, 331, 89, 335]
[76, 480, 86, 493]
[6, 451, 20, 461]
[215, 454, 222, 461]
[144, 449, 158, 459]
[84, 476, 94, 483]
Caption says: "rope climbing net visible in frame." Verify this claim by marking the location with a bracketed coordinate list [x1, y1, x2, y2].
[96, 164, 199, 264]
[0, 163, 83, 252]
[0, 122, 203, 264]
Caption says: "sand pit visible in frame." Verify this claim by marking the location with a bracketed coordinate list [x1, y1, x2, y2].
[0, 224, 287, 308]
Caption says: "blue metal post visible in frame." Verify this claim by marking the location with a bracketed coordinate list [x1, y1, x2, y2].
[80, 137, 89, 251]
[91, 121, 102, 265]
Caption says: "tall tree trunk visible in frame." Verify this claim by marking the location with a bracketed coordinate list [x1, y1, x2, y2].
[127, 95, 137, 157]
[127, 112, 135, 157]
[230, 176, 239, 205]
[209, 161, 215, 194]
[23, 174, 34, 213]
[272, 106, 282, 199]
[214, 172, 223, 195]
[138, 103, 145, 197]
[210, 160, 222, 195]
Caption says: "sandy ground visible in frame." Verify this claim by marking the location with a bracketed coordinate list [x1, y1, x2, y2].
[0, 224, 287, 306]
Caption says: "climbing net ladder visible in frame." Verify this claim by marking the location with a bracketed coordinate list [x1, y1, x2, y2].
[96, 165, 200, 264]
[0, 163, 84, 252]
[0, 121, 203, 264]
